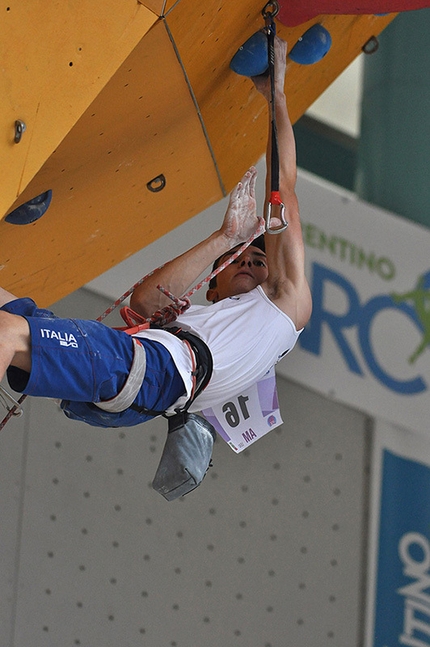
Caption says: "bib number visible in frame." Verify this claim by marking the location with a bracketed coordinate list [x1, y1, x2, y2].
[201, 368, 283, 453]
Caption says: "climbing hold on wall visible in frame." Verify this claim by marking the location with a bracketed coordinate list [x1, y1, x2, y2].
[230, 30, 269, 77]
[289, 24, 332, 65]
[5, 190, 52, 224]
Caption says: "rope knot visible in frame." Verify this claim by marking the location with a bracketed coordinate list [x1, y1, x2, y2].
[149, 287, 191, 326]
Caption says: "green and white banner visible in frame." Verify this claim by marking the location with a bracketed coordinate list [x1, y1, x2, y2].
[279, 171, 430, 436]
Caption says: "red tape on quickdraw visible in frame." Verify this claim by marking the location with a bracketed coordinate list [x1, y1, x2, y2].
[269, 190, 283, 205]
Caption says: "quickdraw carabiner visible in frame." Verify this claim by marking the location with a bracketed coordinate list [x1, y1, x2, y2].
[265, 191, 288, 234]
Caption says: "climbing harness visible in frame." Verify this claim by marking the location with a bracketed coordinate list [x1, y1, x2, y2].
[127, 326, 214, 418]
[262, 1, 288, 235]
[86, 324, 213, 419]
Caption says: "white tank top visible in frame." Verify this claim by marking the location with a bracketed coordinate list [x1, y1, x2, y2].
[133, 286, 302, 413]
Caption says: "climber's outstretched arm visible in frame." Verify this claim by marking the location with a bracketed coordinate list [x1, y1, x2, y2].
[130, 167, 261, 318]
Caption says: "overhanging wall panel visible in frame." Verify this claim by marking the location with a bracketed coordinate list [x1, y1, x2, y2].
[1, 21, 223, 306]
[1, 0, 157, 217]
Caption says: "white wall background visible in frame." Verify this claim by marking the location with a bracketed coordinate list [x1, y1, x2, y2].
[1, 287, 371, 647]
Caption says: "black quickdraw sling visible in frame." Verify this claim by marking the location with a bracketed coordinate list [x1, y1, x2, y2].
[262, 1, 288, 235]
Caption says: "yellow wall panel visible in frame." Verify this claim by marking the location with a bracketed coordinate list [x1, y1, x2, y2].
[1, 0, 157, 218]
[0, 21, 222, 306]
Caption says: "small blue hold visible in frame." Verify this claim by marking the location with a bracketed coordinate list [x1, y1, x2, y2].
[230, 31, 269, 77]
[289, 24, 332, 65]
[5, 189, 52, 225]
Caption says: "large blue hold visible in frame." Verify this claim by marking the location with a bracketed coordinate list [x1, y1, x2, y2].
[5, 190, 52, 225]
[230, 31, 269, 77]
[289, 24, 332, 65]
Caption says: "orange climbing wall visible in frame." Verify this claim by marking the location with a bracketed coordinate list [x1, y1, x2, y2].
[1, 2, 396, 306]
[0, 0, 157, 224]
[2, 21, 223, 301]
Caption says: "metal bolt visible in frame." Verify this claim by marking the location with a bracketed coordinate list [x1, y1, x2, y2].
[14, 119, 26, 143]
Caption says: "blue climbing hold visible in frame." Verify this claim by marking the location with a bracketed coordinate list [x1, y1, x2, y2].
[5, 189, 52, 225]
[230, 31, 269, 77]
[289, 24, 332, 65]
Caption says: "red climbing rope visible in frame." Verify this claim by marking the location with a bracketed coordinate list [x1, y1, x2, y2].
[99, 220, 266, 328]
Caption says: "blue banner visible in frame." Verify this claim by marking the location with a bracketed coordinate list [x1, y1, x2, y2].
[374, 450, 430, 647]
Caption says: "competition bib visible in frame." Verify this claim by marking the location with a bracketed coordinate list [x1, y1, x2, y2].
[201, 367, 283, 453]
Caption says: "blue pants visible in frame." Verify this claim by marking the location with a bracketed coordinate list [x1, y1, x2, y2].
[1, 298, 185, 427]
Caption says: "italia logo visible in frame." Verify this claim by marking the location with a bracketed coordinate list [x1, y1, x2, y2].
[40, 328, 78, 348]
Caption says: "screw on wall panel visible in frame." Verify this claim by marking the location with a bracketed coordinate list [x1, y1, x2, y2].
[14, 119, 26, 143]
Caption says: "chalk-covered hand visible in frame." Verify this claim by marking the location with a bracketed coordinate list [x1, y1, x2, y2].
[220, 167, 263, 245]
